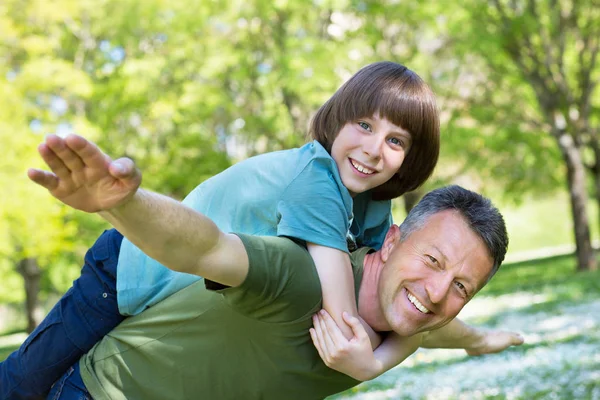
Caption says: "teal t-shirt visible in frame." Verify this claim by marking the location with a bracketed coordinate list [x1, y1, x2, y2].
[81, 235, 369, 400]
[116, 141, 392, 315]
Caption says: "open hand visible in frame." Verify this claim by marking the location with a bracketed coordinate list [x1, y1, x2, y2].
[310, 310, 381, 381]
[28, 134, 141, 213]
[465, 329, 524, 356]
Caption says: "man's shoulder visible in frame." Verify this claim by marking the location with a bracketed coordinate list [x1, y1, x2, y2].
[231, 234, 323, 318]
[237, 233, 312, 259]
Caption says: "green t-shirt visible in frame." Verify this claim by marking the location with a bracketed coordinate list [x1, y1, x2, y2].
[80, 234, 370, 400]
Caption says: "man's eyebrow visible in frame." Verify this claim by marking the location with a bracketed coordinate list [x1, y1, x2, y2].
[430, 244, 448, 263]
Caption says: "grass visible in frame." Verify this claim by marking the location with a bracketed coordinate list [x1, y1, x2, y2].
[330, 254, 600, 400]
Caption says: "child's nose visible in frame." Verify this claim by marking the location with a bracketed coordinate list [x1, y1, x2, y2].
[362, 135, 384, 159]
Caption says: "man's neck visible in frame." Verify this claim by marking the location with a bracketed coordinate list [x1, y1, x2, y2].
[357, 250, 391, 332]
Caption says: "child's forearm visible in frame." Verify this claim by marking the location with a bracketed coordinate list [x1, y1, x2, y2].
[100, 189, 248, 287]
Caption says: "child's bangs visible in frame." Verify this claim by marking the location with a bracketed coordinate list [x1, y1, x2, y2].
[375, 82, 437, 139]
[340, 77, 435, 140]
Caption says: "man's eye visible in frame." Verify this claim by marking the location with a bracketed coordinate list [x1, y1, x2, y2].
[427, 255, 438, 264]
[455, 281, 468, 296]
[358, 121, 371, 131]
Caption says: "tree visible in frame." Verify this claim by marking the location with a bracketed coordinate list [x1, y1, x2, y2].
[0, 0, 385, 328]
[428, 0, 599, 271]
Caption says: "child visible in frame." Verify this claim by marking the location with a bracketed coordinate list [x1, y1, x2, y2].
[2, 61, 439, 398]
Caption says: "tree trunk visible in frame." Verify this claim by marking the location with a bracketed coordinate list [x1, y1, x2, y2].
[589, 138, 600, 246]
[16, 257, 42, 333]
[556, 132, 597, 271]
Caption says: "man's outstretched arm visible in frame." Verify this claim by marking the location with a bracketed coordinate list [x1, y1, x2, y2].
[29, 134, 249, 287]
[420, 318, 524, 355]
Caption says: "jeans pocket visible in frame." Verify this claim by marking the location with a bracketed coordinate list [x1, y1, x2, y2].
[48, 365, 92, 400]
[48, 366, 75, 400]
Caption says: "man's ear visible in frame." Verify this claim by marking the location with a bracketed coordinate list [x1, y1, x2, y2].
[381, 225, 401, 262]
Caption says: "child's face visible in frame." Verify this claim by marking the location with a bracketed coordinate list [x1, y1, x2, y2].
[331, 115, 411, 196]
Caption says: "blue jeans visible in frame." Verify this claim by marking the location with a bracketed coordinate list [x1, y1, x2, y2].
[46, 364, 91, 400]
[0, 229, 125, 400]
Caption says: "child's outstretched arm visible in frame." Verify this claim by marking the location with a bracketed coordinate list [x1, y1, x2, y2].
[307, 243, 380, 347]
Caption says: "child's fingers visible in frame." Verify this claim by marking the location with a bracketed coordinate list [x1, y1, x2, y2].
[309, 328, 327, 361]
[316, 313, 339, 353]
[342, 312, 369, 341]
[312, 315, 334, 361]
[319, 310, 348, 344]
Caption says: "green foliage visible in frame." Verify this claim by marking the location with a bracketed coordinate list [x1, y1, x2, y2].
[1, 0, 595, 299]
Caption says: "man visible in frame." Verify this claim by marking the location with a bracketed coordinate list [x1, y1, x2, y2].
[27, 135, 522, 399]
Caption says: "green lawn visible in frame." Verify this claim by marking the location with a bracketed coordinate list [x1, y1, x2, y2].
[331, 254, 600, 400]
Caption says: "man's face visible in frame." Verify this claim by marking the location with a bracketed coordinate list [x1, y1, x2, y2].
[378, 210, 494, 336]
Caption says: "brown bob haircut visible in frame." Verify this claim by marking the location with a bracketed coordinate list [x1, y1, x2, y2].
[309, 61, 440, 201]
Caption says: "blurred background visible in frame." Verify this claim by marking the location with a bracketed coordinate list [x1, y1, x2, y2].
[1, 0, 599, 398]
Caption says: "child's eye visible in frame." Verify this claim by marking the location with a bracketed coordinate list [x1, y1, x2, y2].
[358, 121, 371, 131]
[388, 137, 404, 147]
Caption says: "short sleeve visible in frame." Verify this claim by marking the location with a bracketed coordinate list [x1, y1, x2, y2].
[227, 234, 322, 322]
[276, 157, 352, 253]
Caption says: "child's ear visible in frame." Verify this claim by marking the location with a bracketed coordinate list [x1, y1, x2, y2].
[381, 225, 401, 262]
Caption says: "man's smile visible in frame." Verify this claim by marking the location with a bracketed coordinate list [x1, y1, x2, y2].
[407, 291, 430, 314]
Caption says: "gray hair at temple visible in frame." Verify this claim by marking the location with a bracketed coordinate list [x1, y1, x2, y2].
[399, 185, 509, 277]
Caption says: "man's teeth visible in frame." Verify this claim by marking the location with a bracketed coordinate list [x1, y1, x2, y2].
[351, 160, 375, 175]
[407, 293, 430, 314]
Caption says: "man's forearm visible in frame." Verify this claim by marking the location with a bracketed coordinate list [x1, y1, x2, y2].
[100, 189, 221, 271]
[420, 319, 482, 349]
[98, 188, 247, 286]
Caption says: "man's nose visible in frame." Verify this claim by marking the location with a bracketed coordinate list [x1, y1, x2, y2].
[424, 273, 453, 304]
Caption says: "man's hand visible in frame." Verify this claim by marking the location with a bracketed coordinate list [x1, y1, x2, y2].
[464, 329, 524, 356]
[28, 134, 141, 213]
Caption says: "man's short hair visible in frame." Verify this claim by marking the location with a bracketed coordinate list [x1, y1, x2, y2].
[309, 61, 440, 201]
[399, 185, 509, 277]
